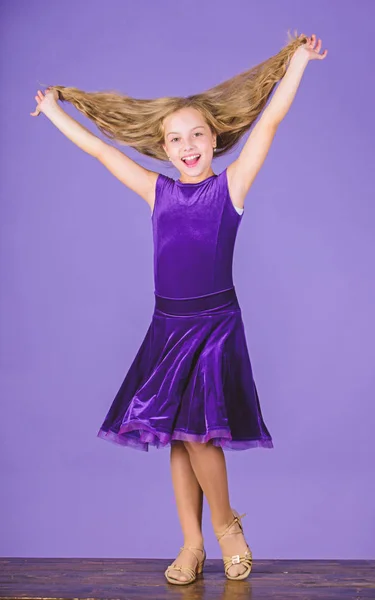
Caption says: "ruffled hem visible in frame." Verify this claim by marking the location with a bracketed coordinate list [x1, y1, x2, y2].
[97, 421, 274, 452]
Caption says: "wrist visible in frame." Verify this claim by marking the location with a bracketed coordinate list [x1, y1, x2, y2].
[42, 101, 62, 119]
[290, 46, 310, 66]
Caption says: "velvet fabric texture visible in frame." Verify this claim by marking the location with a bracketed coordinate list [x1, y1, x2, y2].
[97, 168, 273, 452]
[153, 169, 243, 298]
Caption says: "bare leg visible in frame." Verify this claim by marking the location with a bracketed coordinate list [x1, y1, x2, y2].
[167, 441, 205, 582]
[183, 440, 249, 578]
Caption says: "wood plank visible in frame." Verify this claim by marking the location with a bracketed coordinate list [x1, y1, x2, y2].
[1, 558, 374, 599]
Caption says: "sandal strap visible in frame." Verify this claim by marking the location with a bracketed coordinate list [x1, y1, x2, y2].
[182, 545, 205, 557]
[222, 548, 252, 569]
[166, 546, 205, 571]
[166, 564, 196, 579]
[166, 546, 205, 582]
[215, 512, 247, 541]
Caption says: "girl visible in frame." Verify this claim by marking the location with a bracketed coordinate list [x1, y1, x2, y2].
[31, 31, 327, 585]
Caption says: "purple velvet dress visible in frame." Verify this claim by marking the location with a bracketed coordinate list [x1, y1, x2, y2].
[97, 167, 273, 452]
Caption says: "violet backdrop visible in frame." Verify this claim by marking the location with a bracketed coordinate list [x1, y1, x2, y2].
[1, 0, 374, 559]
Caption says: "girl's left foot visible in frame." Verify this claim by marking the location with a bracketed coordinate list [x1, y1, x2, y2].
[214, 510, 253, 579]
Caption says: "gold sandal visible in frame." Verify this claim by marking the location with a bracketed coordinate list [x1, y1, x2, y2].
[164, 545, 206, 585]
[214, 509, 253, 581]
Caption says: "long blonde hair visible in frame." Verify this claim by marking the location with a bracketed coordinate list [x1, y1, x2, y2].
[47, 30, 306, 161]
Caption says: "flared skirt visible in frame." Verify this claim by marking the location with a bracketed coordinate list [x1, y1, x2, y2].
[97, 286, 273, 452]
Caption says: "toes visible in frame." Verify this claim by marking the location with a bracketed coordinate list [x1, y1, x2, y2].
[169, 569, 188, 581]
[228, 564, 246, 577]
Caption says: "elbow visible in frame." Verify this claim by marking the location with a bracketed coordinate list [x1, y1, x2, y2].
[94, 139, 108, 161]
[261, 113, 280, 132]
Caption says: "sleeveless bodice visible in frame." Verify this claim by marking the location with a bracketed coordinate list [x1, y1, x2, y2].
[151, 168, 243, 299]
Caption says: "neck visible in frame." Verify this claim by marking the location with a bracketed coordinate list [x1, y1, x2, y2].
[178, 167, 215, 184]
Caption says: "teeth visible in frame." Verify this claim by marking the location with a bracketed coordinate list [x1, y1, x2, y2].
[182, 155, 200, 161]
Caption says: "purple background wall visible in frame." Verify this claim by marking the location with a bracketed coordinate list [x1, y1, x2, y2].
[1, 0, 374, 559]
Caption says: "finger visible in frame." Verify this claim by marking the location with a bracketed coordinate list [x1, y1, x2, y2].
[315, 38, 322, 53]
[38, 90, 44, 99]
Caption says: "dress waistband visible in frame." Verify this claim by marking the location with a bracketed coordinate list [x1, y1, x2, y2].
[153, 286, 240, 316]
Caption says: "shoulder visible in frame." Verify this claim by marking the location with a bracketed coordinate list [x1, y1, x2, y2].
[155, 172, 176, 197]
[156, 171, 175, 186]
[149, 171, 175, 215]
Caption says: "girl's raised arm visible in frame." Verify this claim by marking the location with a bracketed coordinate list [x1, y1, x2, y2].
[227, 33, 327, 208]
[31, 89, 158, 209]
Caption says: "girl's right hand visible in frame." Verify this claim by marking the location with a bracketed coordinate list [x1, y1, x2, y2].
[30, 88, 59, 117]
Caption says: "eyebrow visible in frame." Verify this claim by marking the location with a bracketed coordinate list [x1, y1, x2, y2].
[166, 125, 205, 137]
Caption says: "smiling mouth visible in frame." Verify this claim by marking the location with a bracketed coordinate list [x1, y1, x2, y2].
[181, 155, 201, 167]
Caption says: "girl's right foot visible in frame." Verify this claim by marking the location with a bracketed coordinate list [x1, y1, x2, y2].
[165, 545, 206, 585]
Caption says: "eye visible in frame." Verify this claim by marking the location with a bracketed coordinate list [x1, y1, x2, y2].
[171, 137, 179, 142]
[194, 132, 202, 137]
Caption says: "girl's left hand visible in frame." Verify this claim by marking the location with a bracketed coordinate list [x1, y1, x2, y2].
[297, 33, 328, 61]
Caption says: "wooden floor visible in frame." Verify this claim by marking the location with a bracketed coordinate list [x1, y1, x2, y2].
[1, 558, 374, 599]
